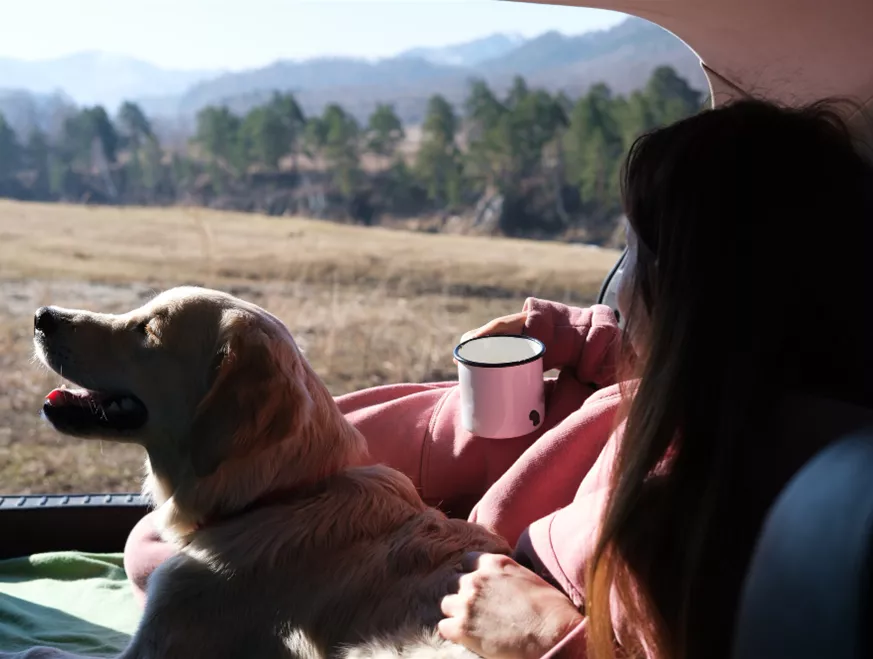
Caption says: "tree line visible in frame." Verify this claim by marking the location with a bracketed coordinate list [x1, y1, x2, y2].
[0, 66, 702, 243]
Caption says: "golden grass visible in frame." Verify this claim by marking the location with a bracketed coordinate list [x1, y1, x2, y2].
[0, 200, 619, 494]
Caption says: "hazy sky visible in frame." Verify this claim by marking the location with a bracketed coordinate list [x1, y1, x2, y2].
[0, 0, 627, 71]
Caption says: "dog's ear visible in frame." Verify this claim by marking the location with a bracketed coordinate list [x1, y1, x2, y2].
[186, 313, 313, 478]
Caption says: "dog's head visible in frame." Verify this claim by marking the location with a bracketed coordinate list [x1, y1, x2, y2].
[33, 287, 362, 491]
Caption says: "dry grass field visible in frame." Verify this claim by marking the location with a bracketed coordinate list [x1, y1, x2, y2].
[0, 200, 619, 494]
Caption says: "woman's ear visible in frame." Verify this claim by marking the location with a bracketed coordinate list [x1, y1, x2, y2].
[186, 315, 314, 478]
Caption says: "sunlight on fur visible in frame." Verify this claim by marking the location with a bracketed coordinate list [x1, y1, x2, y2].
[20, 286, 511, 659]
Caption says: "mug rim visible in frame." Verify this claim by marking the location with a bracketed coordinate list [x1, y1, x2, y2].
[453, 334, 546, 369]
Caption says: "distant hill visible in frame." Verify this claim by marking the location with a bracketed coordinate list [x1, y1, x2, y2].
[479, 17, 674, 76]
[0, 52, 218, 109]
[169, 17, 705, 124]
[488, 18, 705, 100]
[175, 56, 465, 116]
[399, 33, 526, 67]
[0, 17, 705, 129]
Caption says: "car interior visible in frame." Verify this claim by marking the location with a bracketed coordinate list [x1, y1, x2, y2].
[3, 0, 873, 656]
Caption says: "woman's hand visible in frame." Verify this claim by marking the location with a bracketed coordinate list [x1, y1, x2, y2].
[438, 553, 584, 659]
[460, 312, 529, 345]
[454, 312, 529, 365]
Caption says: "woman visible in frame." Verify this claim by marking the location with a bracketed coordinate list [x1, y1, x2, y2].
[439, 98, 873, 659]
[125, 98, 873, 658]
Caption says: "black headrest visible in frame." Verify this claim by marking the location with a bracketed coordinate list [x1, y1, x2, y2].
[731, 416, 873, 659]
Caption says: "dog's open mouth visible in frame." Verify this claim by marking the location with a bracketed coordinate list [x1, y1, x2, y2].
[43, 386, 148, 434]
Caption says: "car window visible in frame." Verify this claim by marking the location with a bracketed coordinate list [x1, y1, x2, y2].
[0, 0, 700, 494]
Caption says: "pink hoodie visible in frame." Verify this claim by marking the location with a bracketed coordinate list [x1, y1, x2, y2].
[124, 298, 623, 658]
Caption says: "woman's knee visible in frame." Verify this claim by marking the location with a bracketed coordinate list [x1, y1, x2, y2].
[124, 510, 176, 608]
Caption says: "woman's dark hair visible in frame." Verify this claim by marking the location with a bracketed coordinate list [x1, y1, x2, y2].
[586, 98, 873, 659]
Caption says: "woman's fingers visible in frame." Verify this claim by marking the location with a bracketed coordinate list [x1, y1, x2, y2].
[438, 551, 580, 659]
[437, 615, 464, 642]
[455, 312, 530, 365]
[441, 593, 465, 617]
[460, 319, 498, 344]
[468, 312, 528, 343]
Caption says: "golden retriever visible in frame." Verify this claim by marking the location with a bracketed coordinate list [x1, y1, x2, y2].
[21, 286, 509, 659]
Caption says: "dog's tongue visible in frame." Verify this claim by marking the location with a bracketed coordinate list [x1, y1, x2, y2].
[42, 387, 148, 433]
[45, 387, 93, 406]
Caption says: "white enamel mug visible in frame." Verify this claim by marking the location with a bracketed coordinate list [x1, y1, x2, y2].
[454, 335, 546, 439]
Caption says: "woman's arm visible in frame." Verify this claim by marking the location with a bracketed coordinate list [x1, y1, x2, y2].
[461, 300, 620, 385]
[337, 301, 621, 510]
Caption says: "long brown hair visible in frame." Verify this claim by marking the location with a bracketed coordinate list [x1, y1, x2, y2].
[586, 99, 873, 659]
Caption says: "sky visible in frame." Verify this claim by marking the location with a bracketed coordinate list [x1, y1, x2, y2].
[0, 0, 627, 71]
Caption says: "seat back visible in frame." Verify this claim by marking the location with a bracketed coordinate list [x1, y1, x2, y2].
[731, 419, 873, 658]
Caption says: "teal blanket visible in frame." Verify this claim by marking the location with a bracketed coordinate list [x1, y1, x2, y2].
[0, 553, 140, 656]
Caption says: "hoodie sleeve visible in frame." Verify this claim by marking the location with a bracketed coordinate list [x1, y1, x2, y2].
[336, 381, 456, 491]
[336, 301, 621, 512]
[522, 299, 620, 388]
[337, 379, 577, 516]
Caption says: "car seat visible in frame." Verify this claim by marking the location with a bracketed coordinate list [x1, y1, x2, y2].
[731, 402, 873, 659]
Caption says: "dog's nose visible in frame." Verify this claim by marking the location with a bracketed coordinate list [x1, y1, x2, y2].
[34, 306, 58, 334]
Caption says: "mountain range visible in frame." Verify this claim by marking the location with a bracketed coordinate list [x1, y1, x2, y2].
[399, 33, 527, 67]
[0, 17, 706, 134]
[0, 52, 217, 109]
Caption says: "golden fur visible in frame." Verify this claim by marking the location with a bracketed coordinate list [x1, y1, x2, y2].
[22, 286, 509, 659]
